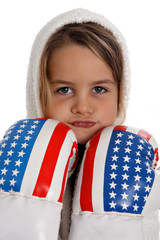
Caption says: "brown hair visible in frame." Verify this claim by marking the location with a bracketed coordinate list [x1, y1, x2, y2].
[40, 22, 125, 120]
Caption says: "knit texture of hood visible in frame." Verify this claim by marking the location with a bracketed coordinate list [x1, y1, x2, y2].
[26, 8, 130, 123]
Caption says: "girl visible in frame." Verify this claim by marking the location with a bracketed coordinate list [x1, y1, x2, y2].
[26, 9, 129, 238]
[25, 8, 159, 240]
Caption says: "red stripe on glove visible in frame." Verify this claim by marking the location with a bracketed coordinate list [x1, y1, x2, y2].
[33, 122, 70, 198]
[80, 131, 101, 212]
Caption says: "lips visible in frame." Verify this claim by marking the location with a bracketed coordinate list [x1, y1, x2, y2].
[69, 120, 96, 128]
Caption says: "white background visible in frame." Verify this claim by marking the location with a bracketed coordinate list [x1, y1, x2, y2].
[0, 0, 160, 230]
[0, 0, 160, 150]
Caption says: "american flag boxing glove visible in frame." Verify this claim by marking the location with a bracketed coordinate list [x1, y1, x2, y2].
[0, 119, 77, 240]
[69, 125, 160, 240]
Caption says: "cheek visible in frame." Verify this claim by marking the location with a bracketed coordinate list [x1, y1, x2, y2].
[47, 100, 68, 121]
[100, 100, 118, 124]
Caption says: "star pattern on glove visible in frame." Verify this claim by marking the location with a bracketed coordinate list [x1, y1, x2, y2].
[0, 120, 42, 192]
[103, 130, 155, 214]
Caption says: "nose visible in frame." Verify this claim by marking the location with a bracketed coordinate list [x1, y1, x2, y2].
[71, 95, 93, 115]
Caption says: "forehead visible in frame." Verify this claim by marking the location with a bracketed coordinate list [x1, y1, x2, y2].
[48, 45, 115, 84]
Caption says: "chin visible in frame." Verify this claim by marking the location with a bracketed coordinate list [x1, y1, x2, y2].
[76, 132, 97, 144]
[77, 138, 88, 145]
[71, 127, 104, 145]
[75, 134, 90, 144]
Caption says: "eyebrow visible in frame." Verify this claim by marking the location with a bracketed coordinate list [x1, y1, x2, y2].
[50, 80, 74, 85]
[91, 79, 116, 85]
[51, 79, 115, 85]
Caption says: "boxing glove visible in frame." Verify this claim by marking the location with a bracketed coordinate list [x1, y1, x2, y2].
[0, 118, 77, 240]
[69, 125, 160, 240]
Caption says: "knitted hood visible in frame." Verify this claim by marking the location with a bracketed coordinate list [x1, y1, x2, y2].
[26, 8, 130, 123]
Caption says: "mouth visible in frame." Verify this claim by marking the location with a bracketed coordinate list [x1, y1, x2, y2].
[69, 120, 96, 128]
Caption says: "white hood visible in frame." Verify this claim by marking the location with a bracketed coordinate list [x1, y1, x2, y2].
[26, 8, 130, 122]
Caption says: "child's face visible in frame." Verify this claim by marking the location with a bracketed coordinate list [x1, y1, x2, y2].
[47, 45, 118, 144]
